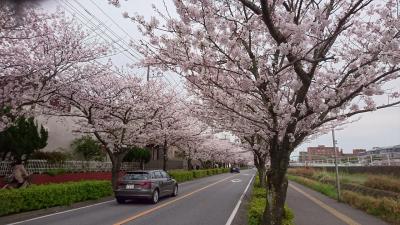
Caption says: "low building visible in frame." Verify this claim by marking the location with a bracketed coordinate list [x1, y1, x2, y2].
[363, 145, 400, 155]
[306, 145, 342, 161]
[352, 149, 366, 156]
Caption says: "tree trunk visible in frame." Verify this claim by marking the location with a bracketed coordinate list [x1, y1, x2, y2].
[187, 157, 193, 171]
[199, 159, 205, 169]
[110, 154, 124, 191]
[162, 140, 168, 171]
[140, 160, 144, 170]
[257, 166, 267, 187]
[262, 146, 290, 225]
[253, 151, 267, 187]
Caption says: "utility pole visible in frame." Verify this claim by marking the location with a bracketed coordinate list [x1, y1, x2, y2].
[147, 65, 150, 82]
[332, 127, 341, 201]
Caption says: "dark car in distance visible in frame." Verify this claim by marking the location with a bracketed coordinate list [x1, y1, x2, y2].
[230, 167, 240, 173]
[114, 170, 178, 204]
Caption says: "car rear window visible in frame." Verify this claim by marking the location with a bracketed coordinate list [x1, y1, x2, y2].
[123, 172, 149, 180]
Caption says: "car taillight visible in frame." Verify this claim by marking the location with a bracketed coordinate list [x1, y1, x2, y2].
[138, 181, 151, 189]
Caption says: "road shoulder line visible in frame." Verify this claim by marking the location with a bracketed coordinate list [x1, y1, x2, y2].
[225, 174, 255, 225]
[7, 200, 115, 225]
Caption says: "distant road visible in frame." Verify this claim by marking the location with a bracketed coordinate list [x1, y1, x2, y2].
[286, 181, 388, 225]
[4, 170, 255, 225]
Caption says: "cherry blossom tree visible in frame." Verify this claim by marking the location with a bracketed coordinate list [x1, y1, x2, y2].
[192, 99, 270, 185]
[0, 2, 108, 130]
[53, 71, 175, 189]
[174, 134, 207, 170]
[117, 0, 400, 224]
[145, 95, 206, 170]
[197, 137, 243, 167]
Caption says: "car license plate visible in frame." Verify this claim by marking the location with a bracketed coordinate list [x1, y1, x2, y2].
[126, 184, 134, 189]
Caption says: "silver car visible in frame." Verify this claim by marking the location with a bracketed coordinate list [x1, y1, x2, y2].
[114, 170, 178, 204]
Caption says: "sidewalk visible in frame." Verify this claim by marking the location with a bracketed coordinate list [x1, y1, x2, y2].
[286, 181, 388, 225]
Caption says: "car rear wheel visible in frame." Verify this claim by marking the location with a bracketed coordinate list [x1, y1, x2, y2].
[171, 185, 178, 197]
[151, 189, 159, 204]
[116, 197, 125, 204]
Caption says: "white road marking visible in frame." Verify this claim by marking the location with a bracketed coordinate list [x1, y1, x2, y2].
[231, 179, 242, 183]
[7, 200, 115, 225]
[225, 174, 255, 225]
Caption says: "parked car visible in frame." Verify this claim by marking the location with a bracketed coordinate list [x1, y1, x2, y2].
[230, 167, 240, 173]
[114, 170, 178, 204]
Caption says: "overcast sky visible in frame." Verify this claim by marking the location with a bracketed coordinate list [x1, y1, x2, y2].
[40, 0, 400, 155]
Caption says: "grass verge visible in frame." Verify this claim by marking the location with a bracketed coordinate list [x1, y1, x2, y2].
[287, 174, 337, 199]
[248, 176, 294, 225]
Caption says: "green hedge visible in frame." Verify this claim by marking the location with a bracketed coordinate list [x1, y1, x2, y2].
[0, 180, 112, 216]
[169, 170, 194, 182]
[169, 168, 230, 183]
[248, 176, 294, 225]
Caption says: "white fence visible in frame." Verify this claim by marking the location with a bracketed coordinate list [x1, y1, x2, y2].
[0, 159, 186, 176]
[0, 160, 138, 176]
[290, 153, 400, 167]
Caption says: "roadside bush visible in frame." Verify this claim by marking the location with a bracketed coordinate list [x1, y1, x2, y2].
[71, 136, 105, 161]
[0, 180, 112, 216]
[192, 170, 208, 178]
[364, 175, 400, 193]
[169, 168, 230, 183]
[123, 147, 151, 169]
[342, 190, 400, 224]
[248, 176, 294, 225]
[169, 170, 194, 182]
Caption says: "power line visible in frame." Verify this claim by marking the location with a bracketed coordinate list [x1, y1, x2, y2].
[60, 0, 140, 63]
[58, 0, 188, 98]
[72, 0, 143, 60]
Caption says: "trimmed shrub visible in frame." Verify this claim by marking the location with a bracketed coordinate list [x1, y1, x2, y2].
[169, 170, 194, 182]
[192, 170, 208, 178]
[248, 176, 294, 225]
[169, 168, 230, 183]
[0, 180, 112, 216]
[364, 175, 400, 194]
[342, 191, 400, 224]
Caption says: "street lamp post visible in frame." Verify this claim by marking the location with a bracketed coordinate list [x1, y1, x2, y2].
[332, 127, 341, 201]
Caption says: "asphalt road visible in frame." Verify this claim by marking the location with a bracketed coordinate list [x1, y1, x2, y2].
[5, 170, 256, 225]
[286, 181, 388, 225]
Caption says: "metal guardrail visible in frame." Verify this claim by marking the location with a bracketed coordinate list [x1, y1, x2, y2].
[290, 153, 400, 167]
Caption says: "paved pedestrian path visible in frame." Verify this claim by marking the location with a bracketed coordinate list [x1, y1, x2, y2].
[286, 181, 388, 225]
